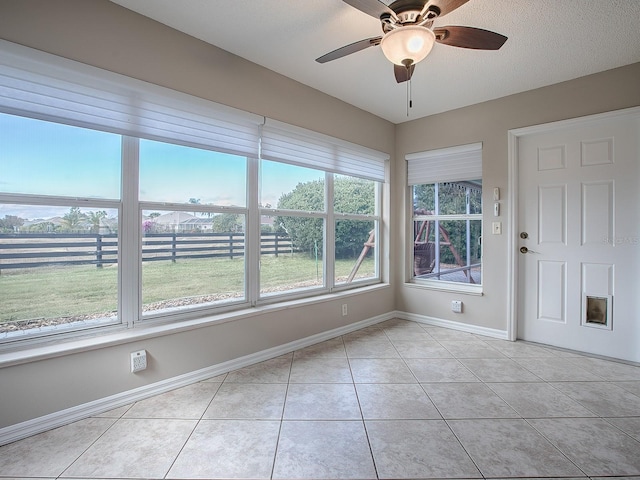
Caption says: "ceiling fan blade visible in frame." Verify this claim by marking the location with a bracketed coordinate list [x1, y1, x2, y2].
[316, 37, 382, 63]
[434, 26, 507, 50]
[342, 0, 396, 19]
[422, 0, 471, 17]
[394, 63, 415, 83]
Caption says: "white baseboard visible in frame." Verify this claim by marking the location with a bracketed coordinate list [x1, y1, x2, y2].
[0, 312, 393, 446]
[393, 310, 509, 340]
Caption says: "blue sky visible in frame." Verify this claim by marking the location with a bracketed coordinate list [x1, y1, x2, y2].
[0, 112, 322, 220]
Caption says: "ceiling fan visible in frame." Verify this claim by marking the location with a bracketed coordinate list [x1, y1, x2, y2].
[316, 0, 508, 83]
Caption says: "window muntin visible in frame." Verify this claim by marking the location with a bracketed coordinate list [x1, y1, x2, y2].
[0, 204, 119, 335]
[412, 181, 482, 286]
[139, 139, 246, 207]
[0, 113, 121, 200]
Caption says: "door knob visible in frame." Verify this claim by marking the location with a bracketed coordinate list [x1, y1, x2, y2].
[520, 246, 537, 254]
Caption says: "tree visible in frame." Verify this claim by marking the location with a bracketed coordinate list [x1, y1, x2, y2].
[86, 210, 107, 233]
[0, 215, 24, 233]
[275, 177, 375, 258]
[63, 207, 86, 231]
[211, 213, 242, 233]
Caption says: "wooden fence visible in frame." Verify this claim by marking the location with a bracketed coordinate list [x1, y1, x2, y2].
[0, 232, 295, 271]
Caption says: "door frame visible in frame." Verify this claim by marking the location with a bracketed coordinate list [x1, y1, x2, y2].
[506, 106, 640, 342]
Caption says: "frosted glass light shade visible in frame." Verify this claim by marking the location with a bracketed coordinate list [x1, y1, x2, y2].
[380, 25, 436, 66]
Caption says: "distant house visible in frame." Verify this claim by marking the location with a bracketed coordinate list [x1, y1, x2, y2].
[179, 217, 214, 232]
[149, 212, 213, 233]
[21, 216, 67, 232]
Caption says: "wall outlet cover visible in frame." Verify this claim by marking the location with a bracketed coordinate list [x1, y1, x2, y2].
[131, 350, 147, 373]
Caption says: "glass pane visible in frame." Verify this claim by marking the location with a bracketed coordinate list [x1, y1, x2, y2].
[412, 219, 436, 276]
[413, 184, 434, 213]
[0, 113, 121, 199]
[0, 204, 119, 335]
[469, 183, 483, 214]
[260, 160, 324, 211]
[139, 139, 247, 207]
[335, 219, 376, 284]
[334, 175, 376, 215]
[431, 219, 482, 284]
[260, 215, 323, 296]
[413, 219, 482, 283]
[141, 210, 245, 315]
[438, 181, 483, 215]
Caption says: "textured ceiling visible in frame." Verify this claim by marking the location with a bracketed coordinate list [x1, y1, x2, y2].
[110, 0, 640, 124]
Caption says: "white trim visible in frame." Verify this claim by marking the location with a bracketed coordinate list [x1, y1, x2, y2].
[506, 106, 640, 342]
[506, 130, 519, 341]
[394, 310, 508, 339]
[509, 106, 640, 137]
[120, 136, 140, 328]
[404, 280, 483, 295]
[0, 311, 393, 446]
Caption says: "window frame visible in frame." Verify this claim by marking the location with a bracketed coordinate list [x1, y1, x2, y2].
[0, 41, 388, 346]
[410, 182, 483, 293]
[406, 143, 483, 294]
[0, 192, 124, 341]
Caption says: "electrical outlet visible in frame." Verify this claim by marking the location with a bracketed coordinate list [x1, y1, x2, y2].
[341, 304, 348, 316]
[451, 300, 463, 313]
[130, 349, 147, 373]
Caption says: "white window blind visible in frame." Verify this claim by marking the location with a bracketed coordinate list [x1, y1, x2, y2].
[261, 119, 388, 182]
[406, 142, 482, 185]
[0, 40, 262, 157]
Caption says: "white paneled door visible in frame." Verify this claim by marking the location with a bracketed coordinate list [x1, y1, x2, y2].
[515, 109, 639, 362]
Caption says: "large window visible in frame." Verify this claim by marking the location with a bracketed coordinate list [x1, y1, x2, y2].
[407, 143, 482, 289]
[0, 40, 387, 343]
[334, 175, 378, 285]
[139, 139, 248, 316]
[260, 161, 325, 297]
[0, 115, 121, 337]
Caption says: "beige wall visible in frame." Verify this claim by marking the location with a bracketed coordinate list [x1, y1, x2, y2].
[394, 62, 640, 332]
[1, 0, 639, 432]
[0, 0, 395, 429]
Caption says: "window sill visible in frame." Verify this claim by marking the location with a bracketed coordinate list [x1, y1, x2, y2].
[0, 283, 390, 368]
[405, 280, 483, 296]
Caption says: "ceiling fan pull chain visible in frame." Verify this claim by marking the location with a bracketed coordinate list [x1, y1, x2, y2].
[406, 78, 409, 116]
[409, 75, 413, 109]
[406, 67, 413, 116]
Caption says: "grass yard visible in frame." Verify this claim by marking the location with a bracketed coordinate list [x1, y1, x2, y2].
[0, 254, 374, 326]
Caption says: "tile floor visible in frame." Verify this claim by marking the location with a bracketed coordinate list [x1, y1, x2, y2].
[1, 318, 640, 479]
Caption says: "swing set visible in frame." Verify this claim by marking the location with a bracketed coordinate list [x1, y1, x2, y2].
[346, 213, 476, 284]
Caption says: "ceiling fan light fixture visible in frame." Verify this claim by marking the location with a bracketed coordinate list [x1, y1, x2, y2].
[380, 25, 435, 66]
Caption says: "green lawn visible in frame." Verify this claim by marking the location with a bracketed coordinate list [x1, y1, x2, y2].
[0, 255, 374, 324]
